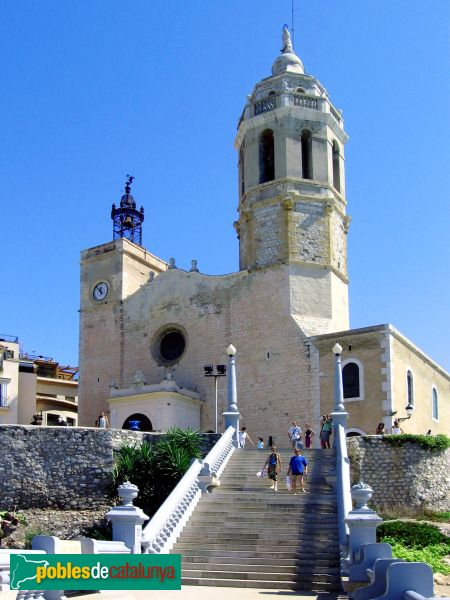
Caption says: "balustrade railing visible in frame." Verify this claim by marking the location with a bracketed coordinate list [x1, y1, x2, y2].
[254, 96, 277, 115]
[141, 426, 236, 554]
[293, 93, 318, 110]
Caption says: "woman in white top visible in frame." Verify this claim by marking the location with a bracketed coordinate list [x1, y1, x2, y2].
[391, 419, 403, 434]
[239, 427, 254, 448]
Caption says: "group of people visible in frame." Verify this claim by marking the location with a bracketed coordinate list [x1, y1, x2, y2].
[239, 417, 334, 451]
[261, 445, 308, 494]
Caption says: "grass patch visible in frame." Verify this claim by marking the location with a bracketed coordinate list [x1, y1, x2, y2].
[377, 520, 450, 575]
[375, 505, 450, 523]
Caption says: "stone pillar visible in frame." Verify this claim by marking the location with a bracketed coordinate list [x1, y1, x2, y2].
[106, 481, 149, 554]
[345, 482, 383, 563]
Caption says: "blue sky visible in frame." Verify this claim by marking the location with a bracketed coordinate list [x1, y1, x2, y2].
[1, 1, 449, 371]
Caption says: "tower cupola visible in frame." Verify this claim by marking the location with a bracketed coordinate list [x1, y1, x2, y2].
[111, 175, 145, 245]
[234, 26, 350, 279]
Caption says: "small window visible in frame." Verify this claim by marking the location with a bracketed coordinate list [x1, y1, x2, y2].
[432, 388, 439, 421]
[407, 370, 414, 406]
[259, 129, 275, 184]
[332, 140, 341, 192]
[343, 362, 360, 399]
[268, 91, 276, 96]
[297, 87, 306, 93]
[0, 379, 9, 407]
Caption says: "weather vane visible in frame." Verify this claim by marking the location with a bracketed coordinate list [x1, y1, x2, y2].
[125, 174, 135, 194]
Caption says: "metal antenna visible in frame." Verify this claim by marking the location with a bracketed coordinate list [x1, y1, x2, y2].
[291, 0, 295, 48]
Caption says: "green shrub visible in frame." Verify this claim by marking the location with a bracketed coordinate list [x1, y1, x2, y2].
[112, 427, 202, 518]
[381, 537, 450, 575]
[381, 434, 450, 451]
[377, 520, 449, 546]
[24, 528, 47, 550]
[378, 520, 450, 575]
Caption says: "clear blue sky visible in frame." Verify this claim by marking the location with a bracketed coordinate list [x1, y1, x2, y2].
[1, 1, 449, 371]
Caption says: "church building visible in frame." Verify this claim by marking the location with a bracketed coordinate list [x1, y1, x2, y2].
[78, 28, 449, 442]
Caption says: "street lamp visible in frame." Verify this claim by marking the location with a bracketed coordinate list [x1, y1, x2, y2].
[223, 343, 240, 447]
[389, 403, 414, 423]
[333, 343, 345, 412]
[204, 364, 227, 433]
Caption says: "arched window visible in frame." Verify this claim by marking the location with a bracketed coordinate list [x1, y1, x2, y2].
[407, 370, 414, 406]
[259, 129, 275, 184]
[239, 142, 245, 196]
[301, 129, 312, 180]
[343, 362, 360, 398]
[432, 388, 439, 421]
[332, 140, 341, 192]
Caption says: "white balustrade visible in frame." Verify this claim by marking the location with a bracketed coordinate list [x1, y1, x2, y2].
[141, 426, 236, 554]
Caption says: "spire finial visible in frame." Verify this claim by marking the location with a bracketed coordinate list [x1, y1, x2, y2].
[125, 174, 135, 194]
[281, 24, 294, 54]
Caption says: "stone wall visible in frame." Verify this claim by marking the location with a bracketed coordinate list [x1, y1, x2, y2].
[348, 436, 450, 511]
[0, 426, 220, 511]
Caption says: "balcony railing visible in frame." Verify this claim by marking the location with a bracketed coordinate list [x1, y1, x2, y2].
[251, 92, 342, 125]
[0, 334, 18, 343]
[254, 96, 277, 115]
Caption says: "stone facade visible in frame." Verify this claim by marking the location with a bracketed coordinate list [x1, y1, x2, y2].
[348, 436, 450, 511]
[309, 325, 450, 438]
[0, 426, 219, 511]
[77, 30, 449, 446]
[78, 34, 350, 444]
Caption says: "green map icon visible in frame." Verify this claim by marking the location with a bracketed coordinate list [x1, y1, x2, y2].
[10, 554, 49, 590]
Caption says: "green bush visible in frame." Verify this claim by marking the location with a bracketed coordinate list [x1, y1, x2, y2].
[381, 434, 450, 451]
[112, 427, 202, 518]
[377, 520, 450, 575]
[377, 520, 449, 546]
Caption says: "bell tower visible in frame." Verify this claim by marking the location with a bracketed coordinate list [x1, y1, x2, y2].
[111, 175, 145, 245]
[234, 26, 350, 334]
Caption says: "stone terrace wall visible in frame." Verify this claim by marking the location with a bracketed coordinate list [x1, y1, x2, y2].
[0, 426, 220, 511]
[348, 436, 450, 511]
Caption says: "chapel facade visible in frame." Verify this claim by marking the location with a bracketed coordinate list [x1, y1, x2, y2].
[78, 29, 449, 442]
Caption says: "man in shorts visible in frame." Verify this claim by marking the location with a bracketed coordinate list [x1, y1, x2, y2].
[288, 421, 302, 449]
[287, 448, 308, 494]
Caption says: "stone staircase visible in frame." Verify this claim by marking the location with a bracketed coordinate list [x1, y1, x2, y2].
[171, 447, 340, 591]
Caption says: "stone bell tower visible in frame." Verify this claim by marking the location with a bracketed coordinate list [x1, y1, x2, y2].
[234, 26, 351, 334]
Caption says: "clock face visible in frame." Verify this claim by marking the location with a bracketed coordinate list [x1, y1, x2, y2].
[93, 281, 109, 302]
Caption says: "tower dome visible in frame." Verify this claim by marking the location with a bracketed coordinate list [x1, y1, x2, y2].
[271, 25, 304, 75]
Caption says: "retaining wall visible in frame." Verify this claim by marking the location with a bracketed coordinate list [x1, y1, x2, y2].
[348, 436, 450, 511]
[0, 426, 219, 511]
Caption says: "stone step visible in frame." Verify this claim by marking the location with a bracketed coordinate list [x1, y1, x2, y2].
[188, 512, 337, 522]
[181, 560, 340, 575]
[178, 549, 340, 563]
[181, 554, 339, 566]
[180, 530, 338, 541]
[185, 523, 338, 533]
[173, 541, 340, 552]
[181, 576, 340, 591]
[181, 568, 339, 584]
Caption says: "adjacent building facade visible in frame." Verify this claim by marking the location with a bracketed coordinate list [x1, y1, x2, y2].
[78, 28, 449, 442]
[0, 335, 78, 426]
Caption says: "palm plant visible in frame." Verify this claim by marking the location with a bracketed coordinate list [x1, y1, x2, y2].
[111, 427, 202, 517]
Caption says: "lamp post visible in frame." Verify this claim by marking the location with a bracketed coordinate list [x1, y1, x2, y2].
[389, 403, 414, 423]
[332, 342, 345, 413]
[204, 364, 227, 433]
[222, 344, 240, 447]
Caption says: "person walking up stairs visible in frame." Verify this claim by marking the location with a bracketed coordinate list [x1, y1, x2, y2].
[171, 447, 340, 591]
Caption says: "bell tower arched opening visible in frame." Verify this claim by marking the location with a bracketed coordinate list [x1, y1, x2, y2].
[332, 140, 341, 192]
[259, 129, 275, 184]
[301, 129, 313, 180]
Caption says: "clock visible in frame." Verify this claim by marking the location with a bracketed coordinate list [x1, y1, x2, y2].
[92, 281, 109, 302]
